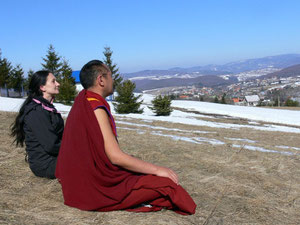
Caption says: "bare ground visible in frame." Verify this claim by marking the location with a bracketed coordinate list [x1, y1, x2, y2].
[1, 111, 300, 225]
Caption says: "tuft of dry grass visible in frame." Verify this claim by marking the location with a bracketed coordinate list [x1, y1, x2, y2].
[1, 111, 300, 224]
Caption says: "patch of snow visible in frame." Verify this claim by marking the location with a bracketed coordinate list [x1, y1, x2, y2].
[117, 121, 215, 134]
[151, 132, 225, 145]
[0, 97, 71, 116]
[1, 95, 300, 134]
[114, 108, 300, 134]
[248, 121, 260, 125]
[275, 145, 290, 149]
[224, 137, 256, 143]
[118, 127, 146, 134]
[194, 137, 225, 145]
[171, 99, 300, 126]
[76, 84, 84, 92]
[261, 124, 300, 133]
[232, 144, 295, 156]
[276, 145, 300, 151]
[0, 97, 24, 112]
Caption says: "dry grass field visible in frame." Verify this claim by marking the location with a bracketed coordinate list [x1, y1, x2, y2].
[1, 110, 300, 225]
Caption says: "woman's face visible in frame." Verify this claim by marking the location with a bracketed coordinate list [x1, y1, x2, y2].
[40, 73, 60, 98]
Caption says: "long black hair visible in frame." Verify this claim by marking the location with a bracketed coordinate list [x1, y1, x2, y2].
[11, 70, 50, 147]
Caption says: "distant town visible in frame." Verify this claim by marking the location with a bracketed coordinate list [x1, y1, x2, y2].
[143, 71, 300, 107]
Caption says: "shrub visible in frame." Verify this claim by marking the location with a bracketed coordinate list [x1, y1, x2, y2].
[150, 95, 173, 116]
[113, 80, 143, 114]
[285, 98, 299, 107]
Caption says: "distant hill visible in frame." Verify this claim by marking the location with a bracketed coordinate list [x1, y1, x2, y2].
[123, 69, 228, 79]
[260, 63, 300, 79]
[121, 53, 300, 91]
[123, 54, 300, 79]
[134, 75, 237, 91]
[202, 54, 300, 73]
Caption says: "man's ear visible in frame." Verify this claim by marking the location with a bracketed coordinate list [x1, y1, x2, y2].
[97, 74, 105, 87]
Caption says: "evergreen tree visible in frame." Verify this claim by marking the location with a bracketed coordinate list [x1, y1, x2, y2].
[41, 44, 62, 76]
[274, 98, 279, 107]
[103, 46, 123, 90]
[23, 69, 34, 93]
[8, 64, 24, 96]
[270, 89, 284, 107]
[170, 94, 176, 100]
[214, 96, 219, 103]
[41, 44, 76, 104]
[0, 50, 12, 96]
[285, 98, 299, 107]
[56, 59, 77, 105]
[150, 95, 173, 116]
[221, 93, 226, 104]
[113, 80, 143, 114]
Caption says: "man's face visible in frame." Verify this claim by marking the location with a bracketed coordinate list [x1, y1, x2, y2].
[103, 70, 114, 96]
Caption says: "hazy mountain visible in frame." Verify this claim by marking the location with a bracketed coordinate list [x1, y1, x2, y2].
[123, 69, 229, 79]
[212, 54, 300, 73]
[123, 54, 300, 78]
[259, 63, 300, 79]
[124, 70, 179, 78]
[134, 75, 237, 91]
[122, 53, 300, 91]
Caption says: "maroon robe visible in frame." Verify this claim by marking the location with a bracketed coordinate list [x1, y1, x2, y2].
[55, 90, 196, 215]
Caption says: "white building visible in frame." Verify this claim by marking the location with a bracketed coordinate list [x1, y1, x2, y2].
[245, 95, 260, 106]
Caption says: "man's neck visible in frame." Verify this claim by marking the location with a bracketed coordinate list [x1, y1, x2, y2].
[87, 87, 107, 98]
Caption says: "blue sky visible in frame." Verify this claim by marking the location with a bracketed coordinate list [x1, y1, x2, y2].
[1, 0, 300, 74]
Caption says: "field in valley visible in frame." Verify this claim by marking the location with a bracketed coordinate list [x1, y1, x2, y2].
[1, 109, 300, 225]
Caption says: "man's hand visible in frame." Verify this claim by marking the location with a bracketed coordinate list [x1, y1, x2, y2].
[155, 166, 179, 185]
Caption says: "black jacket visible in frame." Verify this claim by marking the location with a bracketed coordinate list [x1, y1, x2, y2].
[22, 97, 64, 179]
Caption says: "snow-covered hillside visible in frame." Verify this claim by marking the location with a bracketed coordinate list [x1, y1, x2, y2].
[1, 94, 299, 134]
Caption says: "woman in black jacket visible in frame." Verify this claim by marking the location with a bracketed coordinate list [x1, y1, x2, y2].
[11, 70, 64, 179]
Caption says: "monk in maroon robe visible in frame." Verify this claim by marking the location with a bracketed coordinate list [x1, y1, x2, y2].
[55, 60, 196, 215]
